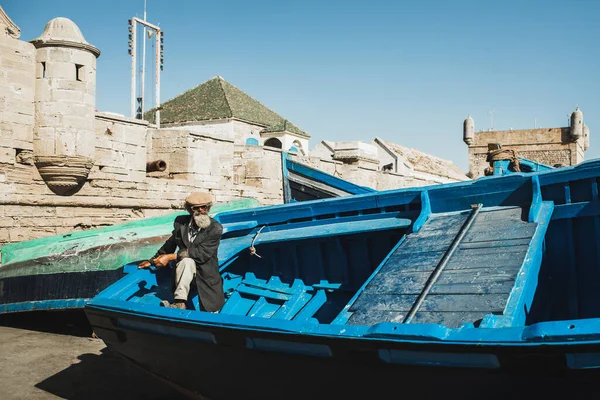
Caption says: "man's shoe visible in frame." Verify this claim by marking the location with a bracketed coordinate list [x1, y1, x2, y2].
[171, 301, 186, 309]
[159, 300, 186, 309]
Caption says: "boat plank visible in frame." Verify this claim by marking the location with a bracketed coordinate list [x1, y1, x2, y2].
[407, 224, 536, 245]
[410, 311, 490, 327]
[382, 246, 528, 273]
[348, 293, 507, 313]
[399, 235, 532, 253]
[415, 213, 469, 231]
[293, 290, 327, 322]
[256, 217, 411, 245]
[345, 309, 488, 327]
[365, 267, 520, 295]
[273, 292, 313, 320]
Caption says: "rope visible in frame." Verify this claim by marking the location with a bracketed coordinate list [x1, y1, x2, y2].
[486, 149, 521, 172]
[249, 226, 265, 258]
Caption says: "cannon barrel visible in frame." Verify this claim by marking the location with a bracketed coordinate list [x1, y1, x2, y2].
[146, 160, 167, 172]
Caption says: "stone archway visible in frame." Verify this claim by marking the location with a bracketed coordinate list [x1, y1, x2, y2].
[264, 138, 282, 149]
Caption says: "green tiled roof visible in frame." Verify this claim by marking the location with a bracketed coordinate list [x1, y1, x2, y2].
[145, 76, 310, 138]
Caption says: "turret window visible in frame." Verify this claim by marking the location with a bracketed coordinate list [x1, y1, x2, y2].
[75, 64, 84, 82]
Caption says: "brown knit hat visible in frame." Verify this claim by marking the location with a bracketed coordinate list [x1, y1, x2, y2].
[185, 192, 214, 207]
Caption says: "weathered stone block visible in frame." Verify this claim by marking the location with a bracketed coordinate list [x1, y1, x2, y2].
[52, 89, 83, 103]
[9, 227, 57, 242]
[0, 228, 9, 243]
[36, 113, 61, 128]
[2, 110, 34, 125]
[0, 147, 15, 164]
[46, 61, 77, 80]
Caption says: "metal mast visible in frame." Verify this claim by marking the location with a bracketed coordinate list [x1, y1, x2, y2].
[128, 14, 162, 127]
[141, 0, 147, 118]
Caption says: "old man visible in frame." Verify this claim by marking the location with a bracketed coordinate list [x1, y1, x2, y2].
[138, 192, 224, 312]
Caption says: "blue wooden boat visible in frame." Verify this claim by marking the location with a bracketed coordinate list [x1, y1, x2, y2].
[85, 158, 600, 399]
[282, 153, 376, 202]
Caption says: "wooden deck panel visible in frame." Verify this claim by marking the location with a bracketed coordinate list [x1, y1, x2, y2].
[346, 206, 537, 327]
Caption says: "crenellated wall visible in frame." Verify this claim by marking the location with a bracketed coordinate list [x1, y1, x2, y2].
[464, 124, 588, 179]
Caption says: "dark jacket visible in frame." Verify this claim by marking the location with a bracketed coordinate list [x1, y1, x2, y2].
[155, 215, 224, 312]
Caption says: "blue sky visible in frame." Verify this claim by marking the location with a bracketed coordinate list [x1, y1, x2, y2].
[4, 0, 599, 171]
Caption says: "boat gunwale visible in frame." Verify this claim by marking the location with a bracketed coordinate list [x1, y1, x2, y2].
[84, 299, 600, 349]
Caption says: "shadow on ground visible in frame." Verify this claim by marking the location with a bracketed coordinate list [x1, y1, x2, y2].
[35, 347, 189, 400]
[0, 310, 189, 400]
[0, 309, 93, 337]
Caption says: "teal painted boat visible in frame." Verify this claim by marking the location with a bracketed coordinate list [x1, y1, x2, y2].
[0, 198, 260, 313]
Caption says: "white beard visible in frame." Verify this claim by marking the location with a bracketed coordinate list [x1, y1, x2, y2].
[193, 213, 211, 229]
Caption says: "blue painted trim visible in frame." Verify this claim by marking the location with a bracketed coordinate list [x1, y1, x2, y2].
[285, 158, 376, 195]
[379, 349, 500, 368]
[87, 292, 600, 346]
[222, 220, 259, 234]
[246, 337, 332, 357]
[254, 217, 411, 245]
[118, 318, 217, 343]
[566, 352, 600, 369]
[522, 317, 600, 343]
[293, 290, 327, 322]
[493, 160, 509, 176]
[237, 285, 292, 301]
[282, 152, 292, 203]
[0, 298, 88, 313]
[528, 175, 542, 222]
[518, 157, 554, 172]
[492, 159, 554, 176]
[410, 190, 430, 233]
[552, 200, 600, 220]
[480, 201, 554, 328]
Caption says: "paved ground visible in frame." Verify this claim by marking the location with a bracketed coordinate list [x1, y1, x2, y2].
[0, 310, 188, 400]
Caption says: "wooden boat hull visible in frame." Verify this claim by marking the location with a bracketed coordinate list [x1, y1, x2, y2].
[86, 159, 600, 398]
[86, 306, 599, 400]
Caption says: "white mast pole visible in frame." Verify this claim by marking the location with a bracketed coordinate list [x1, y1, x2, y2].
[130, 19, 137, 119]
[141, 0, 147, 118]
[156, 29, 161, 128]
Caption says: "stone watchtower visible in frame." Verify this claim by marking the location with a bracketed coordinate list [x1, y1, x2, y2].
[30, 17, 100, 194]
[463, 108, 590, 179]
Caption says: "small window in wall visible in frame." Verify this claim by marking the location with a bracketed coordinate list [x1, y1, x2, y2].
[41, 62, 46, 78]
[264, 138, 282, 149]
[246, 137, 259, 146]
[288, 146, 298, 153]
[75, 64, 84, 82]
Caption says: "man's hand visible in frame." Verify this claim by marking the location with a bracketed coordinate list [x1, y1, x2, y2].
[154, 253, 177, 267]
[138, 259, 153, 269]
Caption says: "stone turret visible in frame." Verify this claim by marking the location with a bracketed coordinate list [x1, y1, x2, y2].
[31, 17, 100, 194]
[570, 107, 583, 141]
[583, 124, 590, 151]
[463, 116, 474, 145]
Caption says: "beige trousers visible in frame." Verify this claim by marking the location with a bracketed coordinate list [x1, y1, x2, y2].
[173, 258, 196, 301]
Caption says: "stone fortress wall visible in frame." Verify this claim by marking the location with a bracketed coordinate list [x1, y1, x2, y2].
[463, 112, 589, 179]
[0, 9, 590, 246]
[0, 12, 462, 246]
